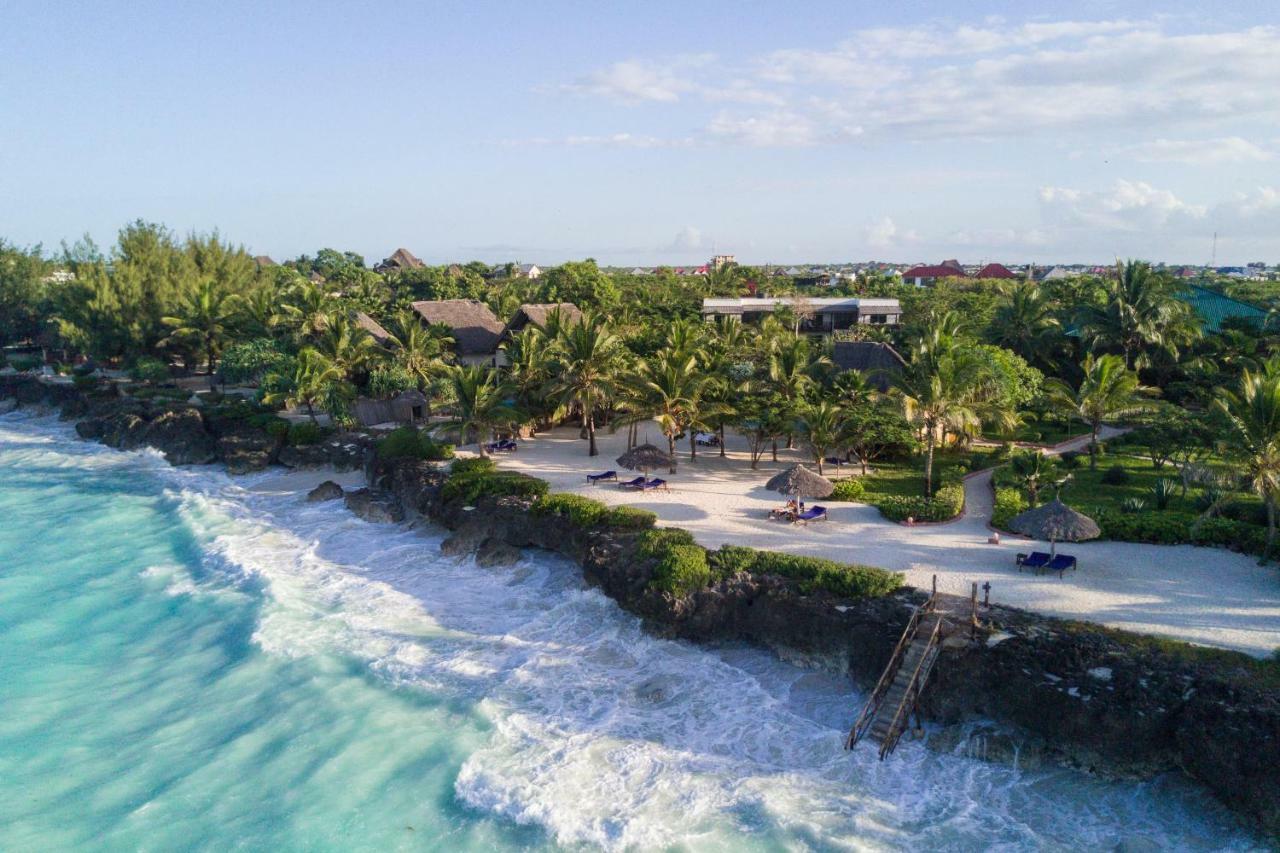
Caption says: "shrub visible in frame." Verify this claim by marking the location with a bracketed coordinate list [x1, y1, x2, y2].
[991, 487, 1027, 529]
[535, 493, 608, 528]
[875, 483, 965, 523]
[368, 364, 418, 398]
[603, 506, 657, 531]
[376, 426, 451, 461]
[1059, 451, 1082, 470]
[71, 374, 100, 391]
[221, 339, 291, 385]
[1120, 497, 1148, 514]
[1101, 465, 1130, 486]
[442, 469, 548, 504]
[422, 439, 455, 461]
[650, 544, 712, 596]
[451, 457, 496, 476]
[7, 354, 41, 371]
[264, 418, 291, 439]
[287, 422, 323, 446]
[129, 356, 170, 384]
[707, 545, 902, 598]
[1222, 499, 1267, 527]
[829, 478, 866, 502]
[708, 544, 758, 579]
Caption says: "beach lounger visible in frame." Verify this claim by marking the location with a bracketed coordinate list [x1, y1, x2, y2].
[1016, 551, 1052, 571]
[823, 456, 844, 468]
[619, 476, 646, 488]
[484, 439, 516, 453]
[640, 478, 668, 491]
[694, 432, 720, 447]
[586, 470, 617, 484]
[1045, 554, 1077, 577]
[794, 505, 827, 524]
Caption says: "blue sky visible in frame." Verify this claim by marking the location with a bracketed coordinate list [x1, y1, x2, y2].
[2, 1, 1278, 266]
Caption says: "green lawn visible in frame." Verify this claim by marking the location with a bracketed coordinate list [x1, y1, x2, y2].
[982, 417, 1088, 446]
[848, 445, 1003, 502]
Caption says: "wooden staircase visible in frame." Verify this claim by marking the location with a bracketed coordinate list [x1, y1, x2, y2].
[846, 578, 976, 759]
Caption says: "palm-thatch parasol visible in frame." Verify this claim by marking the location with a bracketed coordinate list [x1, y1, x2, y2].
[1007, 498, 1100, 555]
[765, 464, 834, 499]
[616, 443, 674, 476]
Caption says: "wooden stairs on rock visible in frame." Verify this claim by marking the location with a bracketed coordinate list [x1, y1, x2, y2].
[845, 577, 978, 759]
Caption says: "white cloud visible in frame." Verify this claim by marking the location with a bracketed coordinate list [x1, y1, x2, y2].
[669, 225, 704, 251]
[865, 216, 918, 249]
[1121, 137, 1272, 164]
[1039, 179, 1207, 231]
[552, 20, 1280, 147]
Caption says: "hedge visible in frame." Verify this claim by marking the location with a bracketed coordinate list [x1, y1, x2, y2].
[707, 544, 903, 599]
[377, 426, 456, 462]
[602, 505, 657, 531]
[875, 483, 965, 522]
[1091, 509, 1270, 555]
[534, 493, 608, 527]
[991, 487, 1027, 530]
[636, 529, 709, 595]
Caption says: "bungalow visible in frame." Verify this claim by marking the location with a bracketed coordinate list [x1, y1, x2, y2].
[410, 299, 506, 367]
[252, 255, 276, 269]
[901, 260, 968, 287]
[701, 296, 901, 333]
[516, 263, 542, 279]
[832, 341, 906, 391]
[353, 311, 393, 347]
[375, 248, 426, 273]
[501, 303, 583, 343]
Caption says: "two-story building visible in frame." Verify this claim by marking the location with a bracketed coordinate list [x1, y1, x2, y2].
[700, 296, 901, 333]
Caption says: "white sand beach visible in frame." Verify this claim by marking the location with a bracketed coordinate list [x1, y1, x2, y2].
[487, 426, 1280, 658]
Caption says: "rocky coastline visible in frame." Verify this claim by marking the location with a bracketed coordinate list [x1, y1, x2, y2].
[3, 374, 1277, 839]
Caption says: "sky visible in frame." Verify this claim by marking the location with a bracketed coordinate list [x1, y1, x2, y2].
[2, 0, 1279, 266]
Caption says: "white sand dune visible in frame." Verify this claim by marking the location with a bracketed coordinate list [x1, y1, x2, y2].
[485, 425, 1280, 658]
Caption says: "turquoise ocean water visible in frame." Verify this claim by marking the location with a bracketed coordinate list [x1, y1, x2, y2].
[0, 412, 1260, 851]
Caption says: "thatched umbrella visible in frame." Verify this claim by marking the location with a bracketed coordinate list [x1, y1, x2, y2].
[616, 443, 674, 477]
[765, 464, 834, 499]
[1008, 498, 1100, 555]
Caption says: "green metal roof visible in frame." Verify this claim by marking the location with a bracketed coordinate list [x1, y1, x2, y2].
[1179, 285, 1268, 332]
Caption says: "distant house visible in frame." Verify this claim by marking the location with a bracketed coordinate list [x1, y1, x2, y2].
[1039, 266, 1075, 282]
[501, 303, 583, 343]
[410, 299, 506, 367]
[901, 261, 969, 287]
[375, 248, 426, 273]
[253, 255, 276, 269]
[353, 311, 393, 347]
[516, 263, 542, 279]
[629, 267, 648, 276]
[832, 341, 907, 391]
[1179, 285, 1268, 333]
[710, 254, 736, 270]
[975, 263, 1017, 280]
[701, 296, 901, 333]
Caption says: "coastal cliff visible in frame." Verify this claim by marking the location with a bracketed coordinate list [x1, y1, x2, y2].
[3, 373, 1277, 838]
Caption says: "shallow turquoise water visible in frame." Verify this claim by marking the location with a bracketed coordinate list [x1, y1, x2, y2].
[0, 413, 1260, 851]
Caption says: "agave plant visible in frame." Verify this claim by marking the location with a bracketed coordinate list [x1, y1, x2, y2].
[1194, 486, 1225, 514]
[1149, 478, 1178, 511]
[1120, 496, 1148, 514]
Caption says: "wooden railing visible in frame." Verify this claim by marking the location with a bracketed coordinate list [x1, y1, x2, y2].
[877, 616, 944, 759]
[844, 589, 937, 750]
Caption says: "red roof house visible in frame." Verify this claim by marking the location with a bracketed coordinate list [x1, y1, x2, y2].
[901, 263, 969, 285]
[975, 263, 1017, 279]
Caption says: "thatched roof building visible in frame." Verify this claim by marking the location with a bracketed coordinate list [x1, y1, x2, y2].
[832, 341, 906, 390]
[501, 303, 583, 340]
[410, 299, 503, 357]
[354, 311, 393, 346]
[376, 248, 426, 273]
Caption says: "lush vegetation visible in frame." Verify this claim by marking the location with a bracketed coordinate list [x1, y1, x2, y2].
[6, 225, 1280, 559]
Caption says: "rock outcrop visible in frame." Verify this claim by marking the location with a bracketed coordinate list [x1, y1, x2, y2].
[306, 480, 345, 502]
[343, 488, 405, 524]
[278, 437, 367, 471]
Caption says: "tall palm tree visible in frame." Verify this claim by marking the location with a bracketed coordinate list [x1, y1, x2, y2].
[1216, 359, 1280, 562]
[988, 281, 1062, 369]
[435, 364, 519, 457]
[1009, 449, 1057, 505]
[1075, 260, 1199, 369]
[1044, 353, 1151, 469]
[894, 349, 987, 496]
[768, 336, 827, 449]
[161, 278, 236, 373]
[548, 315, 623, 456]
[800, 400, 844, 474]
[262, 348, 348, 425]
[277, 279, 334, 344]
[384, 309, 450, 390]
[635, 350, 699, 471]
[313, 312, 377, 379]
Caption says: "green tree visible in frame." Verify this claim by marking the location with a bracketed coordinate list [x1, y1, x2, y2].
[162, 278, 237, 373]
[536, 259, 620, 309]
[987, 281, 1062, 370]
[1009, 449, 1058, 505]
[262, 348, 348, 425]
[0, 241, 50, 347]
[1045, 353, 1151, 469]
[1216, 359, 1280, 562]
[894, 349, 988, 496]
[548, 315, 623, 456]
[800, 400, 843, 474]
[435, 365, 519, 457]
[1076, 260, 1199, 369]
[840, 403, 916, 475]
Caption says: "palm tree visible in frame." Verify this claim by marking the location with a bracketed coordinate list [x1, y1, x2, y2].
[384, 309, 450, 390]
[768, 336, 827, 449]
[894, 350, 987, 497]
[548, 315, 623, 456]
[436, 364, 519, 457]
[800, 400, 844, 474]
[988, 281, 1062, 369]
[313, 312, 377, 379]
[1044, 353, 1151, 469]
[635, 351, 699, 471]
[262, 348, 347, 425]
[1216, 359, 1280, 562]
[1008, 449, 1057, 505]
[161, 278, 236, 373]
[277, 279, 334, 344]
[1075, 260, 1199, 369]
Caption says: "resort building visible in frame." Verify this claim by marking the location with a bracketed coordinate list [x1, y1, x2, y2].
[700, 296, 901, 333]
[832, 341, 906, 391]
[353, 311, 394, 347]
[500, 303, 583, 343]
[375, 248, 426, 273]
[901, 260, 968, 287]
[1179, 285, 1269, 332]
[410, 299, 507, 367]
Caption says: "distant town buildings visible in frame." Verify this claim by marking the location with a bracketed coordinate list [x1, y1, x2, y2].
[710, 254, 737, 271]
[701, 296, 901, 333]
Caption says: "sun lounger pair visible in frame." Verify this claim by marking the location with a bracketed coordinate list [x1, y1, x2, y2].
[1016, 551, 1077, 577]
[794, 505, 827, 525]
[620, 476, 668, 491]
[586, 470, 617, 484]
[485, 438, 517, 453]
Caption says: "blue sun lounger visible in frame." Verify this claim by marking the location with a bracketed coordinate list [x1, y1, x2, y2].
[640, 478, 668, 491]
[1016, 551, 1051, 571]
[587, 470, 617, 484]
[794, 505, 827, 524]
[619, 476, 646, 488]
[1045, 554, 1077, 577]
